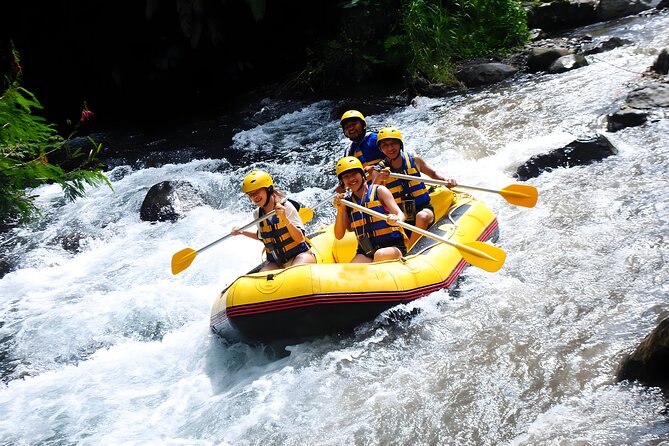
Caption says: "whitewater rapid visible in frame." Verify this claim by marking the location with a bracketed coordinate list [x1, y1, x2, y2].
[1, 10, 668, 446]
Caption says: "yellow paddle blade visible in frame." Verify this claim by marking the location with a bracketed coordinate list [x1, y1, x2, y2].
[457, 241, 506, 272]
[298, 207, 314, 224]
[499, 184, 538, 208]
[171, 248, 197, 275]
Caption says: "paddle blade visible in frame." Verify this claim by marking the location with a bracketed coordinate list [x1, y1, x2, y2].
[298, 207, 314, 224]
[499, 184, 538, 208]
[171, 248, 197, 275]
[458, 241, 506, 272]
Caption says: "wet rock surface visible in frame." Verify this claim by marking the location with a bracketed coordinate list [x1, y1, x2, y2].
[140, 181, 208, 222]
[515, 134, 618, 180]
[617, 318, 669, 393]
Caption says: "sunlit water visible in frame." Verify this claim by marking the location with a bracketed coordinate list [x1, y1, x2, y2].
[1, 11, 669, 446]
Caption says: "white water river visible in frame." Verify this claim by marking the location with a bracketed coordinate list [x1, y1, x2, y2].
[1, 11, 668, 446]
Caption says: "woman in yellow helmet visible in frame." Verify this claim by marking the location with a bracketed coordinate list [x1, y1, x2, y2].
[232, 170, 315, 271]
[333, 156, 406, 263]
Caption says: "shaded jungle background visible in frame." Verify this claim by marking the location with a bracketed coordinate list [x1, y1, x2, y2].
[2, 0, 406, 130]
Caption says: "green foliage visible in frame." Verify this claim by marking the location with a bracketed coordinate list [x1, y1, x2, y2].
[0, 80, 111, 224]
[388, 0, 530, 84]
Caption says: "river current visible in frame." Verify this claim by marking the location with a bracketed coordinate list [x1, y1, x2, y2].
[1, 11, 668, 446]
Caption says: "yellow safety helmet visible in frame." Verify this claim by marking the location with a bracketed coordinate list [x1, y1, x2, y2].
[241, 170, 274, 193]
[377, 126, 404, 144]
[340, 110, 366, 128]
[335, 156, 364, 180]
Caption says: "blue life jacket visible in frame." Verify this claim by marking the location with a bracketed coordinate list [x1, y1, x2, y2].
[346, 184, 404, 246]
[258, 201, 309, 265]
[343, 132, 384, 168]
[377, 152, 430, 208]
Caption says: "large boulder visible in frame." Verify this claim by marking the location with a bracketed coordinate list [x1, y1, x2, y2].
[140, 181, 206, 222]
[581, 37, 631, 55]
[606, 108, 648, 132]
[617, 318, 669, 392]
[515, 134, 618, 180]
[626, 83, 669, 109]
[527, 47, 574, 72]
[606, 81, 669, 131]
[456, 63, 519, 87]
[548, 54, 589, 73]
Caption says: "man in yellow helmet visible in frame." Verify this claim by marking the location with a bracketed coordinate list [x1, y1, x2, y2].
[339, 110, 384, 170]
[333, 156, 406, 263]
[232, 170, 316, 271]
[372, 126, 457, 249]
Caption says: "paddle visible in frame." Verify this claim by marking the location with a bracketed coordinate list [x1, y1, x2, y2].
[385, 172, 538, 208]
[340, 199, 506, 272]
[171, 206, 314, 275]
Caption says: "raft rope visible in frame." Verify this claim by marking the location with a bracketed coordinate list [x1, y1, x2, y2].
[588, 54, 648, 76]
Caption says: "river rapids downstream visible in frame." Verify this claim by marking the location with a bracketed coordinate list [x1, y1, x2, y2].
[1, 10, 669, 446]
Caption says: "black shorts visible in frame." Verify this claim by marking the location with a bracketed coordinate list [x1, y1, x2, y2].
[267, 244, 310, 266]
[356, 237, 407, 259]
[405, 202, 434, 225]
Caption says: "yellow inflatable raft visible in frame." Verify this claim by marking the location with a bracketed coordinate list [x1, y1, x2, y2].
[210, 187, 499, 343]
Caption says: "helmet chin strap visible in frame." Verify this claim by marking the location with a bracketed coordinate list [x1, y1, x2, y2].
[263, 186, 274, 208]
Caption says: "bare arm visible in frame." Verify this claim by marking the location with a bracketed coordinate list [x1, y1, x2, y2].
[231, 227, 260, 240]
[372, 166, 390, 185]
[377, 186, 405, 224]
[333, 194, 351, 239]
[414, 155, 457, 187]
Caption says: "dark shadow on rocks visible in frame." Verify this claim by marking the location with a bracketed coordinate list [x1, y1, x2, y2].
[650, 48, 669, 74]
[607, 79, 669, 131]
[515, 134, 618, 180]
[582, 37, 632, 55]
[0, 257, 11, 280]
[607, 108, 649, 131]
[617, 317, 669, 394]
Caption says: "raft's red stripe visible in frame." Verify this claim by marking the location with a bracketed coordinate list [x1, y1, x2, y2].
[215, 219, 498, 322]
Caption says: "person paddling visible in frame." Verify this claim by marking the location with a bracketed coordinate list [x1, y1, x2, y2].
[372, 126, 457, 248]
[333, 156, 406, 263]
[232, 170, 316, 271]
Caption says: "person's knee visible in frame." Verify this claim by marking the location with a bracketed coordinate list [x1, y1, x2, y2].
[374, 247, 401, 262]
[352, 253, 372, 263]
[416, 210, 434, 229]
[297, 251, 316, 264]
[261, 262, 280, 271]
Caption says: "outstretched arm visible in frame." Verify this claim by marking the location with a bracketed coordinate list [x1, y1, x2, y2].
[414, 155, 457, 187]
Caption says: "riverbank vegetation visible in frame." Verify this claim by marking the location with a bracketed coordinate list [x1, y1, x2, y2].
[398, 0, 530, 83]
[0, 49, 110, 225]
[302, 0, 530, 90]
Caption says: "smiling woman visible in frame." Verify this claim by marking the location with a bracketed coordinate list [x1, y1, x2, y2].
[229, 170, 316, 271]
